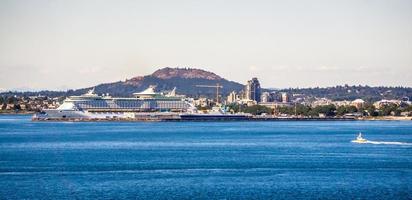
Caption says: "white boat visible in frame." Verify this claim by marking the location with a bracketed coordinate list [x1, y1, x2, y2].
[351, 132, 367, 143]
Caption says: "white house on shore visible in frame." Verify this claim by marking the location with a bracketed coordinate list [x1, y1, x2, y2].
[351, 99, 365, 109]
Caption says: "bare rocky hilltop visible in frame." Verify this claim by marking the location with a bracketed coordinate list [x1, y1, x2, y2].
[151, 67, 222, 80]
[72, 67, 244, 97]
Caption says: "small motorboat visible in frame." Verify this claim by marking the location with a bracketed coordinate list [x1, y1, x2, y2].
[352, 132, 367, 143]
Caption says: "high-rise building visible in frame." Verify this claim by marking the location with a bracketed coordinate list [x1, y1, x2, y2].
[245, 78, 261, 102]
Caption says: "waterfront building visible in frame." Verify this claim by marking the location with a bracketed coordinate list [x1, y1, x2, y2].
[193, 97, 212, 107]
[19, 104, 26, 110]
[292, 93, 305, 99]
[226, 91, 239, 104]
[281, 92, 290, 103]
[332, 100, 352, 107]
[259, 102, 292, 109]
[351, 99, 365, 109]
[245, 78, 261, 102]
[269, 92, 278, 102]
[237, 90, 245, 101]
[400, 111, 412, 117]
[311, 98, 332, 107]
[293, 97, 304, 104]
[6, 104, 14, 110]
[238, 99, 257, 106]
[373, 99, 401, 109]
[261, 92, 271, 103]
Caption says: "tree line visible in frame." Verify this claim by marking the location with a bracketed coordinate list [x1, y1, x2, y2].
[226, 103, 412, 117]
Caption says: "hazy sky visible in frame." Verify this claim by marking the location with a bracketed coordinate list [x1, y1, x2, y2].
[0, 0, 411, 91]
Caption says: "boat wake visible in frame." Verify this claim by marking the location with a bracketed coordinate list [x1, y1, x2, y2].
[363, 140, 412, 146]
[351, 132, 412, 146]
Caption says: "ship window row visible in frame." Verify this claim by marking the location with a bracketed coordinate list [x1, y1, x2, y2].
[74, 100, 189, 109]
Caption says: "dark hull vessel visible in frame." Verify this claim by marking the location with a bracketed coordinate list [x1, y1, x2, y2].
[178, 114, 251, 121]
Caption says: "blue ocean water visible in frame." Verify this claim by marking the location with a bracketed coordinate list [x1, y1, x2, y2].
[0, 115, 411, 199]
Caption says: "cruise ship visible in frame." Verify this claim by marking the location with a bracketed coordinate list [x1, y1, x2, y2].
[33, 86, 196, 120]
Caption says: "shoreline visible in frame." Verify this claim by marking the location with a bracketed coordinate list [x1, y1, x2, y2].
[0, 111, 35, 115]
[31, 116, 411, 122]
[1, 112, 409, 121]
[359, 116, 412, 121]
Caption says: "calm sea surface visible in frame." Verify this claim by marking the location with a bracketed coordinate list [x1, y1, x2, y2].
[0, 115, 411, 199]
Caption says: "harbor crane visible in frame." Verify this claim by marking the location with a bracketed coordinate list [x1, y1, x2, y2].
[195, 83, 223, 103]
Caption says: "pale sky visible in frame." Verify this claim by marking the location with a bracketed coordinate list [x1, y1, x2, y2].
[0, 0, 411, 91]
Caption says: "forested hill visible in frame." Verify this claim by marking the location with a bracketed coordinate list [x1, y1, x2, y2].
[1, 67, 411, 101]
[278, 85, 412, 102]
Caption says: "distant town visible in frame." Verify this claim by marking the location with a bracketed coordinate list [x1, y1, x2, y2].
[222, 78, 411, 119]
[1, 73, 411, 120]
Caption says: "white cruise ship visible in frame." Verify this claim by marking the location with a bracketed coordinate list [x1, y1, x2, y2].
[33, 86, 196, 120]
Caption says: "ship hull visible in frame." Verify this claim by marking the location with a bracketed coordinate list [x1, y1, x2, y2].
[33, 110, 251, 122]
[178, 114, 251, 121]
